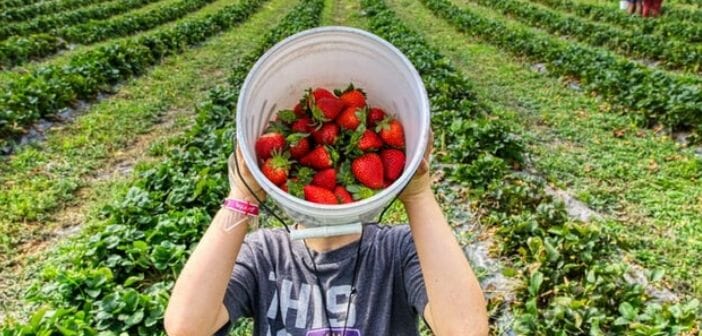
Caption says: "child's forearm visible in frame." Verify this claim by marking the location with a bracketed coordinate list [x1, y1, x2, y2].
[403, 190, 488, 336]
[165, 192, 251, 336]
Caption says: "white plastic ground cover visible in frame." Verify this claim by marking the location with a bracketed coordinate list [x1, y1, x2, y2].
[237, 26, 430, 238]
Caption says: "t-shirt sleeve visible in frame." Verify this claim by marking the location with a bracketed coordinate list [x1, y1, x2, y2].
[213, 236, 258, 336]
[398, 226, 429, 317]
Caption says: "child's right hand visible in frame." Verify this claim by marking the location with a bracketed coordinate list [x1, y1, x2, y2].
[227, 147, 266, 202]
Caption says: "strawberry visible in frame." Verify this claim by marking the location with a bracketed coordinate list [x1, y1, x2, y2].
[288, 134, 311, 159]
[293, 102, 307, 118]
[352, 153, 384, 189]
[340, 89, 366, 108]
[255, 132, 286, 160]
[380, 149, 406, 182]
[376, 117, 405, 148]
[304, 185, 338, 204]
[312, 87, 335, 101]
[358, 129, 383, 152]
[336, 106, 365, 131]
[312, 168, 337, 191]
[334, 186, 354, 204]
[367, 107, 386, 128]
[291, 117, 315, 134]
[313, 97, 344, 121]
[312, 122, 339, 145]
[300, 146, 337, 170]
[261, 152, 290, 186]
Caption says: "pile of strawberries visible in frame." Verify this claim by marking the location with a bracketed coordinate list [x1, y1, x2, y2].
[254, 84, 406, 205]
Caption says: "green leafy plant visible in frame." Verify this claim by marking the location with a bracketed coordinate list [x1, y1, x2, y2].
[422, 0, 702, 135]
[0, 0, 325, 333]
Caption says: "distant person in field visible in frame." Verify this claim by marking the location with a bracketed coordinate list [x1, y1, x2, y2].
[642, 0, 663, 16]
[626, 0, 642, 15]
[163, 133, 489, 336]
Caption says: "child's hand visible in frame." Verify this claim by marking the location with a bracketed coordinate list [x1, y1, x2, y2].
[228, 147, 266, 202]
[399, 130, 434, 205]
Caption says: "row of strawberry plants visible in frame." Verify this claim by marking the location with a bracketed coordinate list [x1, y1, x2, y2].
[0, 0, 160, 40]
[0, 34, 66, 68]
[0, 0, 110, 22]
[663, 5, 702, 23]
[0, 0, 43, 10]
[365, 0, 700, 332]
[534, 0, 702, 43]
[424, 0, 702, 134]
[0, 0, 268, 140]
[470, 0, 701, 73]
[0, 0, 218, 68]
[0, 1, 324, 334]
[63, 0, 215, 43]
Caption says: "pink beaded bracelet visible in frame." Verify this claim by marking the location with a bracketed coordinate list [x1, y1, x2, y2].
[222, 198, 260, 216]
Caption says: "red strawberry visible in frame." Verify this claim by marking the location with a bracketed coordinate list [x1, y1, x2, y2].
[304, 185, 338, 204]
[380, 149, 406, 182]
[255, 132, 286, 160]
[312, 87, 335, 101]
[312, 122, 339, 145]
[367, 107, 386, 128]
[352, 153, 384, 189]
[340, 89, 366, 108]
[289, 136, 311, 159]
[313, 97, 344, 121]
[358, 129, 383, 152]
[334, 186, 354, 204]
[281, 182, 289, 192]
[261, 153, 290, 186]
[293, 102, 306, 118]
[300, 146, 336, 170]
[377, 117, 405, 148]
[312, 168, 337, 191]
[291, 117, 315, 133]
[336, 106, 364, 130]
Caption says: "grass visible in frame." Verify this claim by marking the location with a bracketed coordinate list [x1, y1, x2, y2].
[0, 0, 293, 267]
[386, 0, 702, 298]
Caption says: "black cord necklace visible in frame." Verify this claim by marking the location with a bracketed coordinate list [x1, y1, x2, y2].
[302, 225, 365, 335]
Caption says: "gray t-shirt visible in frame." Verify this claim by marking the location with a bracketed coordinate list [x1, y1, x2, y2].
[215, 224, 428, 336]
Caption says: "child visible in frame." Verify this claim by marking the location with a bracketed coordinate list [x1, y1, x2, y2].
[164, 136, 489, 336]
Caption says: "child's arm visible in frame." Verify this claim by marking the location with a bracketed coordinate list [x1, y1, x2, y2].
[399, 136, 489, 336]
[164, 149, 263, 336]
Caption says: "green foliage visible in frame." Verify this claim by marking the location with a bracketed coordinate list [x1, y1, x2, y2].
[0, 0, 324, 333]
[0, 0, 43, 10]
[0, 0, 110, 22]
[0, 34, 65, 68]
[533, 0, 702, 44]
[62, 0, 217, 44]
[0, 0, 160, 40]
[0, 0, 268, 139]
[477, 174, 700, 333]
[470, 0, 702, 73]
[0, 0, 220, 68]
[423, 0, 702, 134]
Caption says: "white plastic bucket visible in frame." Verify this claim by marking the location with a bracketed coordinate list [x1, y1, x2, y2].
[236, 26, 430, 238]
[620, 0, 629, 10]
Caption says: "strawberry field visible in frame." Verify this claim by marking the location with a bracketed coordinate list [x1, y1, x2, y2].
[0, 0, 701, 334]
